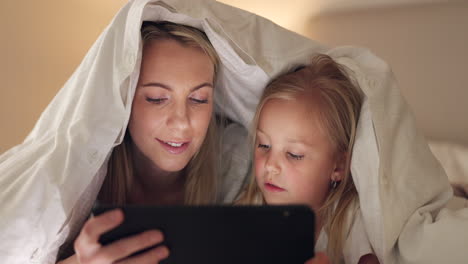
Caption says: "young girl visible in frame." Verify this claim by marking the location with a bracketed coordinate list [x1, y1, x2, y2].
[238, 54, 379, 264]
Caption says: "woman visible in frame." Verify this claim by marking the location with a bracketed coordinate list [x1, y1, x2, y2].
[55, 21, 248, 263]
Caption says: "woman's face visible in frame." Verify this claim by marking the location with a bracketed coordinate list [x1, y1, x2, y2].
[129, 39, 215, 172]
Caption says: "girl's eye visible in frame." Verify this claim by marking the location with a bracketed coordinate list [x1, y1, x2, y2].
[257, 144, 270, 149]
[190, 98, 209, 104]
[146, 97, 167, 104]
[288, 152, 304, 160]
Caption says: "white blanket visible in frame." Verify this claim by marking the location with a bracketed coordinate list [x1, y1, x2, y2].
[1, 0, 467, 263]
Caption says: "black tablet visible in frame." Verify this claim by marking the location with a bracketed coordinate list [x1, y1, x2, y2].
[92, 204, 315, 264]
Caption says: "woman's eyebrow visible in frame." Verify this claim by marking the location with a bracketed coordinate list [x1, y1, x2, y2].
[141, 82, 213, 91]
[190, 82, 213, 91]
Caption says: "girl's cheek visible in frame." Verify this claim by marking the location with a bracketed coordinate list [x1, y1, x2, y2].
[254, 164, 264, 192]
[254, 154, 265, 177]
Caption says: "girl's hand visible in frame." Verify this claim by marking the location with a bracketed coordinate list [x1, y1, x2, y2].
[358, 253, 380, 264]
[304, 252, 330, 264]
[58, 209, 169, 264]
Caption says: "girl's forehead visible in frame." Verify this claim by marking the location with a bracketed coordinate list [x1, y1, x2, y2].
[263, 92, 324, 119]
[259, 97, 329, 140]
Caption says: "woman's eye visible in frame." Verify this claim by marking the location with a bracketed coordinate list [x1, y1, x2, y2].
[288, 152, 304, 160]
[190, 98, 209, 104]
[146, 97, 167, 104]
[257, 144, 270, 149]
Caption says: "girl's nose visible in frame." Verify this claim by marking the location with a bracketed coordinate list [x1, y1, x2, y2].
[265, 153, 281, 175]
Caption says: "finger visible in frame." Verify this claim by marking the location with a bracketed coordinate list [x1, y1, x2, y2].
[116, 245, 170, 264]
[305, 252, 330, 264]
[93, 230, 165, 262]
[84, 209, 124, 243]
[74, 209, 124, 257]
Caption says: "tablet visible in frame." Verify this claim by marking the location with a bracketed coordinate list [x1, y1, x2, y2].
[92, 204, 315, 264]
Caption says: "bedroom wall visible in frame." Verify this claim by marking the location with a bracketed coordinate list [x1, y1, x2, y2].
[1, 0, 467, 153]
[0, 0, 128, 153]
[306, 2, 468, 145]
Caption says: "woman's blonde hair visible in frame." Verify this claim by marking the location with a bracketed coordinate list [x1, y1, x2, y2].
[98, 21, 221, 205]
[238, 54, 362, 263]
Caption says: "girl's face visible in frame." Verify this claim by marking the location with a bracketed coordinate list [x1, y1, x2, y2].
[254, 95, 344, 211]
[128, 39, 214, 172]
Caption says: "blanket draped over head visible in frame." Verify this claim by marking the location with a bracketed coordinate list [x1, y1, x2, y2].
[1, 0, 467, 263]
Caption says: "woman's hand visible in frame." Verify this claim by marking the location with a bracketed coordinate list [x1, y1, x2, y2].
[58, 209, 169, 264]
[304, 252, 330, 264]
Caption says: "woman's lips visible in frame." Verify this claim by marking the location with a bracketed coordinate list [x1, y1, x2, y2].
[264, 182, 285, 192]
[156, 139, 190, 154]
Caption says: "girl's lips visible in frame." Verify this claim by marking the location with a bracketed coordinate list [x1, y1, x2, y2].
[264, 182, 285, 192]
[156, 139, 190, 154]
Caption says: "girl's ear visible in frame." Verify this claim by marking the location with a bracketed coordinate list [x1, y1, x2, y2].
[332, 152, 347, 182]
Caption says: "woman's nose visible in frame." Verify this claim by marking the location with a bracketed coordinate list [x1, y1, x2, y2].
[167, 102, 189, 131]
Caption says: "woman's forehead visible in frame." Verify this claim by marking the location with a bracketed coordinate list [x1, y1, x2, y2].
[138, 39, 215, 86]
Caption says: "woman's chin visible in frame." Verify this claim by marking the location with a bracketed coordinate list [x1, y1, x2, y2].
[150, 155, 191, 173]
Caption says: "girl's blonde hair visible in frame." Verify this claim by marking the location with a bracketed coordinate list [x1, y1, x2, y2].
[238, 54, 362, 263]
[98, 21, 221, 205]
